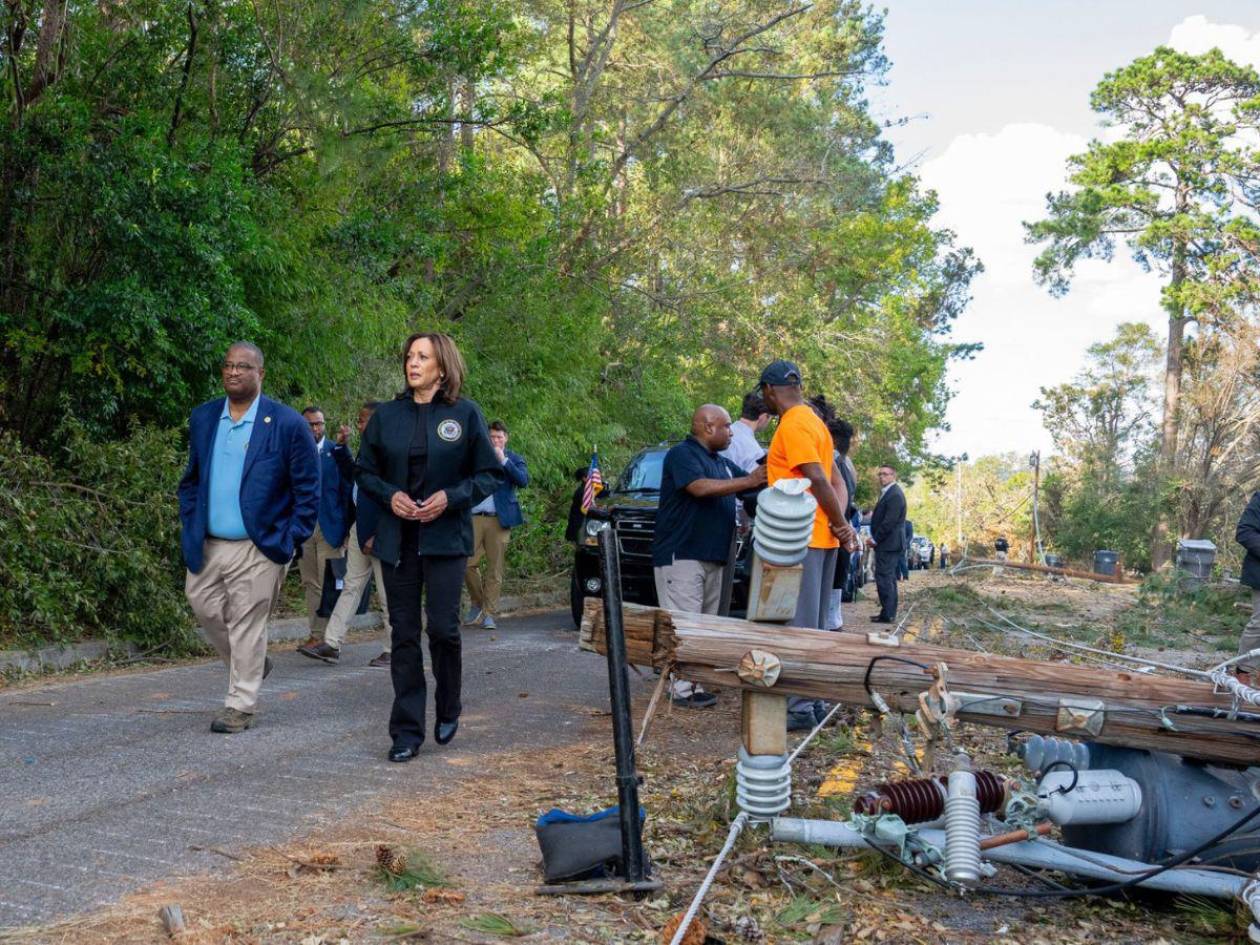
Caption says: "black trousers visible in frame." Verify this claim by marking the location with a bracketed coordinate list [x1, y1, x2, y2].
[874, 549, 900, 621]
[381, 550, 466, 748]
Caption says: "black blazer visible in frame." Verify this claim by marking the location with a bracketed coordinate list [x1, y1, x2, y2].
[333, 446, 386, 552]
[1236, 491, 1260, 590]
[355, 395, 503, 565]
[871, 483, 907, 553]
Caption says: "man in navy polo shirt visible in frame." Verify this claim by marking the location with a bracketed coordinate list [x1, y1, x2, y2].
[652, 404, 767, 707]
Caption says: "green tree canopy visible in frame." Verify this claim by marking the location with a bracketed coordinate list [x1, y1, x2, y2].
[1033, 321, 1161, 482]
[1025, 45, 1260, 567]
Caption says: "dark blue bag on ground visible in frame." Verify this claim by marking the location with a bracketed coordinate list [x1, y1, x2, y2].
[534, 806, 647, 883]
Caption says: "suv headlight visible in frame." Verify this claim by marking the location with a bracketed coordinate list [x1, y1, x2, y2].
[583, 518, 604, 545]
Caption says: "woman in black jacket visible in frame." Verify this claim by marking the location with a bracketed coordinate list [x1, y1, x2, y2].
[356, 333, 502, 762]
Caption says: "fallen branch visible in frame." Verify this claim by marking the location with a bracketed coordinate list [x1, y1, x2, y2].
[966, 557, 1138, 585]
[188, 844, 245, 862]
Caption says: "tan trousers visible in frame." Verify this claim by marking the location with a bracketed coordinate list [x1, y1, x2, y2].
[324, 523, 392, 651]
[298, 523, 345, 639]
[654, 559, 723, 614]
[654, 559, 723, 697]
[1239, 590, 1260, 674]
[186, 539, 285, 712]
[465, 515, 511, 617]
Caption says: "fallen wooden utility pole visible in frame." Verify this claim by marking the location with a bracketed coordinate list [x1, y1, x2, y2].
[963, 557, 1137, 585]
[580, 600, 1259, 767]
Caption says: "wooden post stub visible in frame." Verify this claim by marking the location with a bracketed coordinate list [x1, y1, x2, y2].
[737, 649, 782, 688]
[741, 690, 788, 756]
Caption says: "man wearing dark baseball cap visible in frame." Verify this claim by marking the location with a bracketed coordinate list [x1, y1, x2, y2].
[759, 359, 802, 387]
[759, 359, 856, 730]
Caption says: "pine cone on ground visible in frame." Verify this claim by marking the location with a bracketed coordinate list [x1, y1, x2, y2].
[376, 844, 408, 875]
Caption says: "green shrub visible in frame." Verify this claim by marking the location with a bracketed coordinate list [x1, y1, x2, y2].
[1115, 571, 1249, 649]
[0, 422, 198, 653]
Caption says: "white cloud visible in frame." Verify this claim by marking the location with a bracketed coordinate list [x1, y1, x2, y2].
[920, 123, 1165, 460]
[1169, 15, 1260, 66]
[916, 17, 1260, 461]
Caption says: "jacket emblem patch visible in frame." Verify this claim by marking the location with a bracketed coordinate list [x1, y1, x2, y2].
[437, 419, 463, 442]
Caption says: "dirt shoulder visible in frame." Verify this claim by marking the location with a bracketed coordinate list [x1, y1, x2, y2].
[2, 572, 1243, 945]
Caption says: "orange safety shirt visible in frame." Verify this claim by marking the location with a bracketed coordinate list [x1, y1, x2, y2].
[766, 403, 838, 549]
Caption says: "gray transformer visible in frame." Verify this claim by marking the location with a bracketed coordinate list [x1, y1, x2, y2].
[1049, 742, 1260, 871]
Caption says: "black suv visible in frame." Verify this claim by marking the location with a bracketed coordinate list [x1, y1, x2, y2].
[568, 445, 751, 627]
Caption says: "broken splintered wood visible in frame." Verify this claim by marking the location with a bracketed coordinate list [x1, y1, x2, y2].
[579, 598, 1260, 766]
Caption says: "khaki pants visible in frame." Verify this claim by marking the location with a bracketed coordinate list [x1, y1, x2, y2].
[654, 559, 722, 698]
[186, 539, 285, 712]
[654, 559, 723, 614]
[298, 523, 345, 639]
[1239, 590, 1260, 674]
[465, 515, 511, 617]
[324, 523, 392, 651]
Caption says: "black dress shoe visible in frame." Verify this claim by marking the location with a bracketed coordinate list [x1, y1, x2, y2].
[869, 615, 893, 624]
[388, 744, 421, 763]
[435, 720, 459, 745]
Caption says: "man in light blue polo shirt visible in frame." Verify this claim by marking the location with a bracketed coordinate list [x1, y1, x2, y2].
[207, 394, 260, 540]
[179, 342, 320, 734]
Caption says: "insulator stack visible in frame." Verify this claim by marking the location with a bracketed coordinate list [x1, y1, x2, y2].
[854, 771, 1006, 823]
[944, 766, 982, 885]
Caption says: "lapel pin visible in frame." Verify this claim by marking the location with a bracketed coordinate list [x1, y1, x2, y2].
[264, 416, 272, 424]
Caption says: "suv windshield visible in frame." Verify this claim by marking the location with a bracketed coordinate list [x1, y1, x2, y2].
[615, 450, 666, 493]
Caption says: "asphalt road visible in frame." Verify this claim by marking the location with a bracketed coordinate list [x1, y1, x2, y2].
[0, 611, 623, 928]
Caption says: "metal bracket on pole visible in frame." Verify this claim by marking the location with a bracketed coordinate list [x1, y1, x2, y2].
[593, 522, 658, 891]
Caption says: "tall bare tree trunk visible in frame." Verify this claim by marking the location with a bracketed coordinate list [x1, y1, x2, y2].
[1151, 238, 1187, 570]
[25, 0, 69, 105]
[459, 78, 475, 154]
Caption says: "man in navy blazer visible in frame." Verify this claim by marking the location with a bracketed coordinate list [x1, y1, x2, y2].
[179, 342, 319, 733]
[295, 406, 353, 653]
[306, 401, 393, 666]
[463, 420, 529, 630]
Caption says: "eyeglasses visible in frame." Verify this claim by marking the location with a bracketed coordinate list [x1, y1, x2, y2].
[222, 362, 259, 374]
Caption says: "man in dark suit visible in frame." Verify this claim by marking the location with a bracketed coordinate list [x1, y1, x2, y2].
[898, 519, 913, 579]
[463, 420, 529, 631]
[866, 464, 907, 624]
[304, 401, 392, 666]
[178, 342, 319, 733]
[1233, 492, 1260, 685]
[295, 406, 353, 653]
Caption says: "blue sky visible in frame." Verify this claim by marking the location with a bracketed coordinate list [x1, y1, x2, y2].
[871, 3, 1260, 459]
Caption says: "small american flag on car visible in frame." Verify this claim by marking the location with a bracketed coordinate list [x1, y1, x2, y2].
[581, 449, 602, 513]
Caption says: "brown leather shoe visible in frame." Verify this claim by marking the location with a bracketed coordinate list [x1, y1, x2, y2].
[296, 636, 319, 651]
[368, 652, 391, 668]
[210, 708, 255, 734]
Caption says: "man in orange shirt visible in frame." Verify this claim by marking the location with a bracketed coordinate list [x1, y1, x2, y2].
[759, 360, 856, 728]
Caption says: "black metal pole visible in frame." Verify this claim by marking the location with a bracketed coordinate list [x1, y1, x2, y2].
[596, 522, 648, 882]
